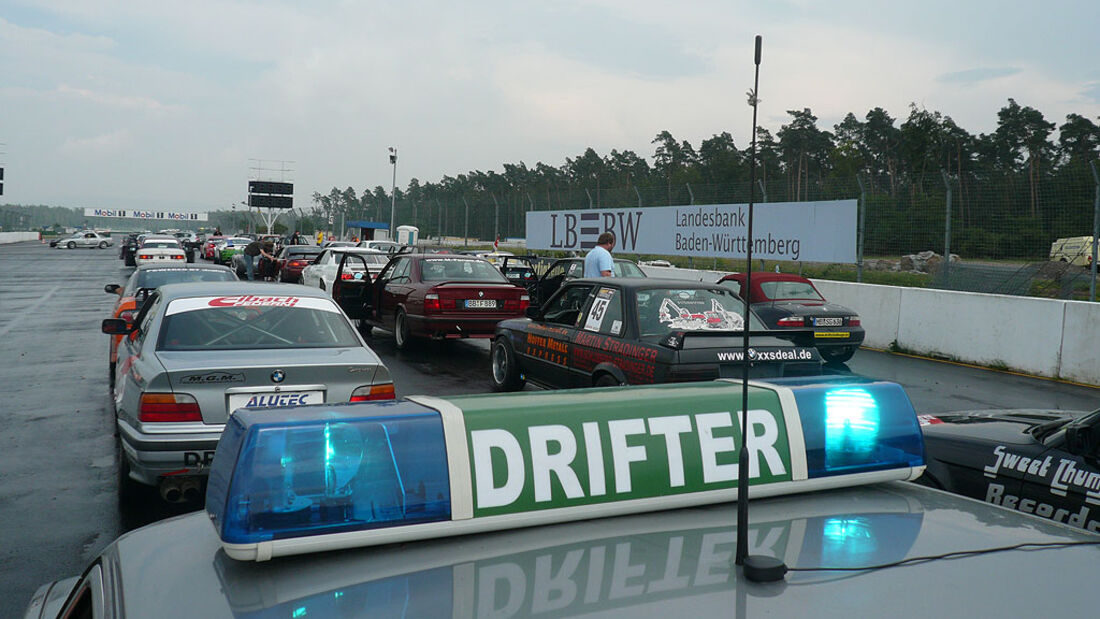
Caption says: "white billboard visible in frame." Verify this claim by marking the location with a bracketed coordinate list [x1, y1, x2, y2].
[525, 200, 857, 263]
[83, 208, 209, 221]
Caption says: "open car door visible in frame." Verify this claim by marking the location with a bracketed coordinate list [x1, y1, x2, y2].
[332, 253, 374, 320]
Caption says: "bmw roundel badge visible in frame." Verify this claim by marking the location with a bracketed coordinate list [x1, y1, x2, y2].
[478, 290, 485, 298]
[270, 370, 286, 383]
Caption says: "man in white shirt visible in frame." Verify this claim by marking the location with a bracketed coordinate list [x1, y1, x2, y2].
[584, 232, 616, 277]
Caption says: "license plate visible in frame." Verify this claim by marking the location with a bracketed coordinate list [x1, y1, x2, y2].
[813, 317, 843, 326]
[465, 299, 497, 308]
[229, 390, 324, 411]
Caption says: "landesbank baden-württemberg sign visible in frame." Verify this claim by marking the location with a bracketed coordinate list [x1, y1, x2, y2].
[525, 200, 857, 263]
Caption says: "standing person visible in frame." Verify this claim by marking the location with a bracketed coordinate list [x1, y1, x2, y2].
[242, 239, 275, 281]
[290, 230, 301, 245]
[316, 231, 324, 246]
[583, 232, 616, 277]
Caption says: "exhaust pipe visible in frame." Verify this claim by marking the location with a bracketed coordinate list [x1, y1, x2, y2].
[160, 479, 183, 503]
[181, 479, 202, 503]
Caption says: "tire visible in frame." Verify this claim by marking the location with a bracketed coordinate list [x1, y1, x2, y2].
[109, 360, 115, 385]
[99, 241, 108, 249]
[67, 241, 76, 249]
[594, 373, 622, 387]
[490, 338, 526, 391]
[394, 309, 414, 350]
[821, 346, 856, 365]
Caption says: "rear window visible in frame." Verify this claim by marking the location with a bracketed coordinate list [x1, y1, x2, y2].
[613, 261, 646, 277]
[142, 241, 180, 249]
[421, 259, 508, 282]
[134, 269, 236, 289]
[636, 287, 764, 336]
[342, 252, 389, 264]
[759, 280, 825, 301]
[159, 296, 360, 350]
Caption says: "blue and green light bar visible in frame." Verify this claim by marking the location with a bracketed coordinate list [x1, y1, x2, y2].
[206, 377, 925, 561]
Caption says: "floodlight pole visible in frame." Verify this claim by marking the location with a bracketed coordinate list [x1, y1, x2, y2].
[389, 147, 398, 240]
[737, 34, 761, 568]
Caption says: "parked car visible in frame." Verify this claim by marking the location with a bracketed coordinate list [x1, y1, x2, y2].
[490, 278, 822, 391]
[272, 244, 323, 282]
[535, 257, 646, 305]
[302, 248, 390, 290]
[918, 407, 1100, 532]
[1049, 235, 1096, 267]
[101, 282, 395, 504]
[103, 263, 237, 382]
[497, 255, 540, 295]
[215, 237, 253, 265]
[332, 253, 530, 349]
[356, 239, 406, 255]
[202, 235, 226, 260]
[133, 236, 187, 267]
[717, 272, 864, 364]
[52, 230, 113, 249]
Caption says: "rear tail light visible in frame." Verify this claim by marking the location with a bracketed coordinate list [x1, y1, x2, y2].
[288, 259, 307, 267]
[138, 254, 153, 260]
[341, 272, 354, 280]
[350, 383, 396, 401]
[848, 317, 861, 326]
[173, 253, 185, 260]
[424, 293, 441, 313]
[139, 393, 202, 422]
[776, 316, 804, 327]
[503, 294, 530, 311]
[520, 294, 530, 311]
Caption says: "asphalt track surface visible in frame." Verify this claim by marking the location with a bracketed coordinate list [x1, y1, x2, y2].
[1, 239, 1097, 616]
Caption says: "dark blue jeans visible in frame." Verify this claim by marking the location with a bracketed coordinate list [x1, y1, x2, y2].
[243, 253, 256, 280]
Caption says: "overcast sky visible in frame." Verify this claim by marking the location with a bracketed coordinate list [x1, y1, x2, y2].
[2, 0, 1099, 212]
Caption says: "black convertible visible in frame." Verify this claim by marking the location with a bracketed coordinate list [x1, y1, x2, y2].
[490, 278, 822, 391]
[918, 408, 1100, 533]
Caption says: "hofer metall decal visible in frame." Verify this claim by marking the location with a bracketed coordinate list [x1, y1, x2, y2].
[464, 389, 791, 517]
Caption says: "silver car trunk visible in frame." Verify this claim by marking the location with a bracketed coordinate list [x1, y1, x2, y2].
[157, 348, 384, 424]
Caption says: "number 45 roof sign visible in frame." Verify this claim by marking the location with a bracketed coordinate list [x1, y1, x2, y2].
[207, 377, 925, 561]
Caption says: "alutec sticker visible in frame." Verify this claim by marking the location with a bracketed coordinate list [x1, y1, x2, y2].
[464, 388, 791, 517]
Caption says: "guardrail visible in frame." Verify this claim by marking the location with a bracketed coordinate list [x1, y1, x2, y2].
[639, 264, 1100, 387]
[0, 231, 41, 244]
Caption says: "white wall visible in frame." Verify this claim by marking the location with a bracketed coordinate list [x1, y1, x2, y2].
[1059, 301, 1100, 385]
[638, 264, 1100, 385]
[0, 232, 40, 244]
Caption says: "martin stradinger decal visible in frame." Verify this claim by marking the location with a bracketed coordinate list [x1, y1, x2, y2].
[658, 298, 744, 331]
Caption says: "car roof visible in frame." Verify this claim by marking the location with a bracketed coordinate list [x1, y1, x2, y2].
[88, 480, 1100, 618]
[153, 281, 332, 302]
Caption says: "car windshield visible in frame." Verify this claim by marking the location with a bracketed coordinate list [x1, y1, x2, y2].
[159, 302, 360, 350]
[636, 287, 765, 336]
[422, 258, 509, 282]
[614, 261, 646, 277]
[134, 269, 236, 290]
[760, 280, 825, 301]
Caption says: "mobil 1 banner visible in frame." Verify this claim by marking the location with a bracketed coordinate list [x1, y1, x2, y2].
[526, 200, 858, 264]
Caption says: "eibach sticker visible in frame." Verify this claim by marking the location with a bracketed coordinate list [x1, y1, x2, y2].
[166, 296, 340, 315]
[657, 296, 744, 331]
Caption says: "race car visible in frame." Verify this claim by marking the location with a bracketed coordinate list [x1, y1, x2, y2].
[918, 407, 1100, 533]
[215, 237, 253, 265]
[133, 235, 187, 267]
[331, 253, 530, 349]
[717, 272, 865, 364]
[52, 230, 113, 249]
[102, 282, 395, 505]
[103, 263, 237, 383]
[26, 379, 1100, 618]
[490, 278, 822, 391]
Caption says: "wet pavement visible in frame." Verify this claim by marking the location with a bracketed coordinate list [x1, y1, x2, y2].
[1, 238, 1097, 617]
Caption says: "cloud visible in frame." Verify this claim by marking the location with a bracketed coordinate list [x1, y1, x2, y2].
[936, 67, 1022, 85]
[1081, 83, 1100, 104]
[58, 130, 133, 156]
[56, 84, 182, 113]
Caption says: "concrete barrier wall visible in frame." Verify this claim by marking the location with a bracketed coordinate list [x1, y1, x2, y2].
[638, 264, 1099, 385]
[1059, 301, 1100, 385]
[0, 232, 40, 244]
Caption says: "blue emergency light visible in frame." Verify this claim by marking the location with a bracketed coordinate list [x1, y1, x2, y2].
[207, 379, 925, 561]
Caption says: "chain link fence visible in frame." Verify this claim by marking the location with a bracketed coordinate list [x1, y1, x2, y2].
[382, 164, 1098, 301]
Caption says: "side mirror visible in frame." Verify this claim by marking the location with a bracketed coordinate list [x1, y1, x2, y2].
[1065, 422, 1099, 457]
[525, 306, 541, 320]
[104, 284, 121, 294]
[102, 318, 134, 335]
